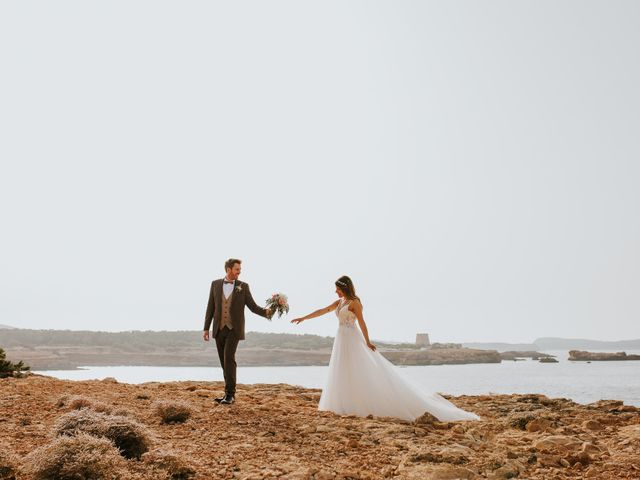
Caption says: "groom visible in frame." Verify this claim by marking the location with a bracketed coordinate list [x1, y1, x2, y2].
[203, 258, 271, 405]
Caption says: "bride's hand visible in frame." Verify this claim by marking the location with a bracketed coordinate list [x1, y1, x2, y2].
[290, 318, 304, 324]
[367, 342, 376, 351]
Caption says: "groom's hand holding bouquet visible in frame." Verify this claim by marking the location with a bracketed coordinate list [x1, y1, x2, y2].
[266, 293, 289, 320]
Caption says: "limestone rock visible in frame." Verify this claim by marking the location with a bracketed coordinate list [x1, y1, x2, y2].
[533, 435, 583, 454]
[397, 464, 478, 480]
[526, 418, 553, 432]
[1, 376, 639, 479]
[582, 419, 604, 431]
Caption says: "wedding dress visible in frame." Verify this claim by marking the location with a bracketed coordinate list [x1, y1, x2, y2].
[318, 298, 480, 422]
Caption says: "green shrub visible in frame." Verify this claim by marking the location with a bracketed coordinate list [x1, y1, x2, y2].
[0, 348, 29, 378]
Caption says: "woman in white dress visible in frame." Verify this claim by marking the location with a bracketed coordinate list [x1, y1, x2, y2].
[291, 276, 479, 422]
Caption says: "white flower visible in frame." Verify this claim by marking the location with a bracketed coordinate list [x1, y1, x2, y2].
[236, 285, 242, 292]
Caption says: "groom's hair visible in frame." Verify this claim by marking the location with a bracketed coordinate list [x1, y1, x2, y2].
[225, 258, 242, 271]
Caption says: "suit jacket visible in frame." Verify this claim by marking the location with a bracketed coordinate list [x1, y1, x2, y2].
[203, 279, 268, 340]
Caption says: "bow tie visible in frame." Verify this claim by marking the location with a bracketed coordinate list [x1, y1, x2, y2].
[223, 280, 234, 284]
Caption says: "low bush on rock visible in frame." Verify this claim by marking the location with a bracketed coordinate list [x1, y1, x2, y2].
[23, 433, 125, 480]
[153, 400, 192, 424]
[0, 446, 18, 480]
[67, 395, 94, 410]
[54, 409, 152, 459]
[55, 395, 69, 408]
[89, 401, 114, 414]
[0, 348, 29, 379]
[142, 449, 196, 479]
[112, 407, 134, 417]
[64, 395, 113, 414]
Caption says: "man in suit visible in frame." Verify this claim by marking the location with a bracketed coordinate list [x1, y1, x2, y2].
[203, 258, 271, 404]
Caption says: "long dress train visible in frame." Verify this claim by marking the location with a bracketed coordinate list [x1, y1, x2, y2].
[318, 298, 480, 422]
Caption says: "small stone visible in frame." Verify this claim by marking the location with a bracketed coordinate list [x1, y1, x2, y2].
[584, 466, 599, 477]
[618, 405, 638, 413]
[346, 439, 359, 448]
[533, 435, 582, 454]
[526, 418, 552, 433]
[415, 412, 439, 425]
[582, 420, 603, 431]
[581, 442, 601, 455]
[315, 470, 335, 480]
[491, 465, 520, 479]
[452, 424, 465, 434]
[537, 454, 561, 467]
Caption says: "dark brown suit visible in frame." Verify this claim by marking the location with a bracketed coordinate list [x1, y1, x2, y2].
[203, 279, 268, 396]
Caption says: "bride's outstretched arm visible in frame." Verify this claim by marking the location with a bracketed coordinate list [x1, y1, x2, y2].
[351, 301, 376, 351]
[290, 300, 339, 324]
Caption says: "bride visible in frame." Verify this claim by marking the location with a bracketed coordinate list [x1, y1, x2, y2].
[291, 276, 479, 422]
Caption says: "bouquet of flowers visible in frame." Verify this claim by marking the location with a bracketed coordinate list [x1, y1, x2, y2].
[266, 293, 289, 320]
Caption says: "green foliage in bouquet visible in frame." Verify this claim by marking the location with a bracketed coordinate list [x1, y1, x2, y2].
[0, 347, 30, 378]
[266, 293, 290, 320]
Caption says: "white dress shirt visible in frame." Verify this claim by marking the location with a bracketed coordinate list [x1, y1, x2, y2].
[223, 278, 235, 299]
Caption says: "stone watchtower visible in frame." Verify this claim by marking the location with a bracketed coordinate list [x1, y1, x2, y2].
[415, 333, 431, 347]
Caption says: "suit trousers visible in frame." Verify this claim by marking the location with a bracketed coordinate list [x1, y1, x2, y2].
[215, 326, 240, 396]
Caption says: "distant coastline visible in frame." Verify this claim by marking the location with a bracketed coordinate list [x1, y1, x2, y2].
[465, 337, 640, 351]
[0, 328, 502, 370]
[1, 327, 639, 370]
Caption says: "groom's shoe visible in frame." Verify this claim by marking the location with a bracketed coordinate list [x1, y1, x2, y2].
[214, 395, 225, 404]
[220, 394, 235, 405]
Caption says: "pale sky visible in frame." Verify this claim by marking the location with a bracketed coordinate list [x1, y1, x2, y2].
[1, 1, 639, 343]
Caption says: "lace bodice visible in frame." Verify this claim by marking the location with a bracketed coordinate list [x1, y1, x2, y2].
[336, 298, 356, 327]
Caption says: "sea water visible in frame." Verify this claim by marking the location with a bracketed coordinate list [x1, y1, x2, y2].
[36, 349, 640, 406]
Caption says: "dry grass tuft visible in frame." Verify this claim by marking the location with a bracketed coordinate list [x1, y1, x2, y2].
[54, 409, 152, 459]
[112, 407, 133, 417]
[90, 401, 113, 414]
[61, 395, 114, 414]
[23, 433, 125, 480]
[153, 400, 193, 424]
[67, 395, 94, 410]
[0, 446, 18, 480]
[142, 449, 196, 479]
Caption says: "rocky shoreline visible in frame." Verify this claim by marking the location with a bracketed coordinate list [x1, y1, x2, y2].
[569, 350, 640, 361]
[0, 329, 553, 371]
[4, 346, 505, 370]
[1, 375, 639, 479]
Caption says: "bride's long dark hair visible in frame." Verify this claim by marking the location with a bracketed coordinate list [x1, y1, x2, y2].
[335, 275, 362, 306]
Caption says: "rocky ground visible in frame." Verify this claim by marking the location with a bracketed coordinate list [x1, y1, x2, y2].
[1, 375, 639, 479]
